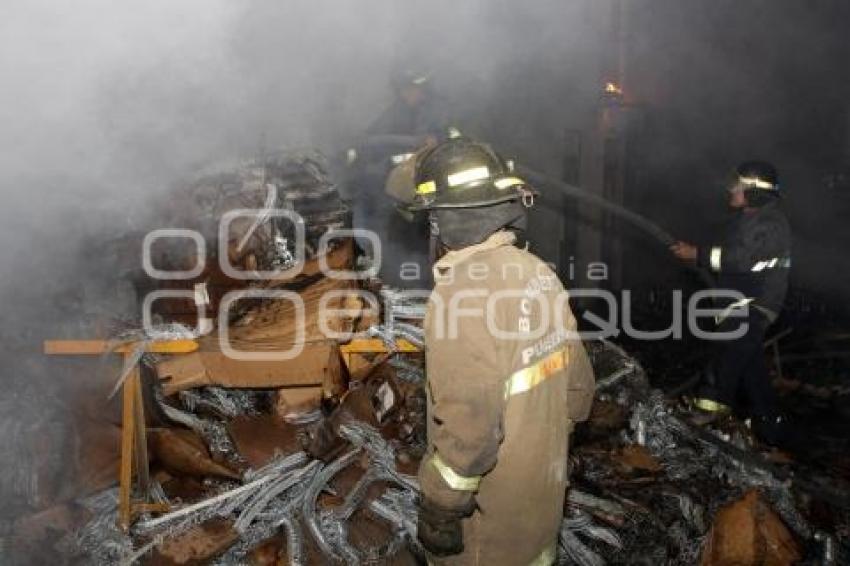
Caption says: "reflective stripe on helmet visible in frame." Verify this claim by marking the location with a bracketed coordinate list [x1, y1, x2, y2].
[739, 175, 776, 190]
[505, 348, 570, 399]
[494, 176, 525, 190]
[416, 180, 437, 195]
[430, 453, 481, 491]
[447, 166, 490, 187]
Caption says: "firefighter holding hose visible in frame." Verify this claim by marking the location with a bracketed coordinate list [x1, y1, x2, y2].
[671, 161, 792, 445]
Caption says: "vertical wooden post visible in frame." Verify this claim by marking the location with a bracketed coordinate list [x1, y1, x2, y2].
[43, 339, 197, 530]
[118, 362, 137, 531]
[132, 366, 150, 498]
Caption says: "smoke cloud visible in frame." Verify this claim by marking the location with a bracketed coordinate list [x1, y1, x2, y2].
[1, 0, 849, 535]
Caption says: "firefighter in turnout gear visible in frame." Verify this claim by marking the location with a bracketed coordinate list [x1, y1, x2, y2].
[411, 138, 596, 564]
[671, 161, 792, 444]
[347, 64, 454, 288]
[366, 66, 450, 140]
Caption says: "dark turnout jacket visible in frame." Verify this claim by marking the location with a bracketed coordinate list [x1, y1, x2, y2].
[698, 201, 792, 319]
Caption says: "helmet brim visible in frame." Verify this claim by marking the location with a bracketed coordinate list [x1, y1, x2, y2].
[409, 179, 537, 211]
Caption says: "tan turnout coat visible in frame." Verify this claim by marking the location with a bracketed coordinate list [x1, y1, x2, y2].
[418, 232, 595, 566]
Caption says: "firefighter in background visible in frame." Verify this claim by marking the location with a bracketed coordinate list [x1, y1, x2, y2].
[366, 66, 450, 140]
[671, 161, 791, 444]
[410, 138, 595, 564]
[347, 66, 453, 288]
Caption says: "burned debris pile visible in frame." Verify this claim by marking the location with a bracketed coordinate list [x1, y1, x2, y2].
[65, 322, 430, 564]
[568, 340, 849, 565]
[46, 335, 847, 565]
[137, 149, 353, 332]
[7, 150, 848, 565]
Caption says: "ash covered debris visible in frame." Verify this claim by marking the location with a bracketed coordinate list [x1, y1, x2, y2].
[11, 328, 847, 565]
[63, 366, 429, 565]
[568, 340, 850, 565]
[157, 149, 351, 263]
[128, 149, 353, 330]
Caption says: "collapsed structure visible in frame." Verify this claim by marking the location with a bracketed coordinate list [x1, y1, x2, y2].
[7, 150, 848, 565]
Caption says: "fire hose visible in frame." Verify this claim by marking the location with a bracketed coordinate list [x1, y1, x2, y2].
[516, 164, 716, 290]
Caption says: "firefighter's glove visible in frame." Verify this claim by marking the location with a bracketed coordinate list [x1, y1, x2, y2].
[417, 496, 474, 557]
